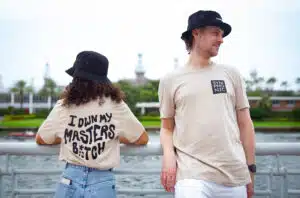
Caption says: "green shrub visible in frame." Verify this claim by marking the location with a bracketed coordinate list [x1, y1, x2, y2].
[35, 109, 52, 118]
[0, 108, 9, 116]
[0, 107, 29, 116]
[292, 108, 300, 121]
[250, 108, 270, 120]
[3, 114, 36, 121]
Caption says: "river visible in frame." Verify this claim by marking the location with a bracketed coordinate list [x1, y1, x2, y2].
[0, 131, 299, 198]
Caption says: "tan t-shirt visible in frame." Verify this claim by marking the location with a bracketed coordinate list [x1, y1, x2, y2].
[37, 98, 145, 170]
[158, 63, 251, 187]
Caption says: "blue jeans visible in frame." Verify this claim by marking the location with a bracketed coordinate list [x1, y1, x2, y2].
[54, 163, 116, 198]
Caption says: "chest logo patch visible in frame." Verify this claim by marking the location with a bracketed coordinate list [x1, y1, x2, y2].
[211, 80, 227, 94]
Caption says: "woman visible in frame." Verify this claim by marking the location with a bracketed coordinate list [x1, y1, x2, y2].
[35, 51, 149, 198]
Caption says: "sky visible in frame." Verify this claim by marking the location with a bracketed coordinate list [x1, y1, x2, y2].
[0, 0, 300, 90]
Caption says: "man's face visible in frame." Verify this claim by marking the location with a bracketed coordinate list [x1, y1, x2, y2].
[193, 26, 224, 57]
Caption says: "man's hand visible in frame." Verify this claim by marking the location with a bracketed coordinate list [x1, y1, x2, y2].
[160, 153, 177, 192]
[247, 172, 255, 198]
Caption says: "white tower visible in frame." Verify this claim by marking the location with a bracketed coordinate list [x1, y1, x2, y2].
[174, 58, 179, 69]
[44, 62, 50, 79]
[135, 53, 145, 78]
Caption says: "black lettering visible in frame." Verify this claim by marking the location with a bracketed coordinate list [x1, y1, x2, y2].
[84, 116, 91, 127]
[86, 126, 93, 144]
[79, 130, 88, 144]
[91, 115, 97, 123]
[91, 146, 97, 160]
[106, 113, 112, 122]
[99, 114, 106, 123]
[73, 142, 78, 154]
[78, 118, 84, 128]
[108, 124, 115, 139]
[72, 130, 80, 141]
[93, 124, 103, 142]
[101, 125, 108, 139]
[84, 146, 91, 160]
[68, 115, 77, 127]
[98, 142, 106, 155]
[64, 128, 73, 144]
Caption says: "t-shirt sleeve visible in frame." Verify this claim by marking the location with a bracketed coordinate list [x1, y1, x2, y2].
[116, 101, 145, 143]
[36, 100, 63, 144]
[158, 75, 175, 118]
[231, 67, 250, 110]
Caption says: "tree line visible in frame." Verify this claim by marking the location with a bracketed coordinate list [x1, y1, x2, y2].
[6, 70, 300, 114]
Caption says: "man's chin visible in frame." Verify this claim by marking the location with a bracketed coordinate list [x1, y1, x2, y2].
[210, 51, 219, 57]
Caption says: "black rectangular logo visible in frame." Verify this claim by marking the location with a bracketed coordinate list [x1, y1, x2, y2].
[211, 80, 227, 94]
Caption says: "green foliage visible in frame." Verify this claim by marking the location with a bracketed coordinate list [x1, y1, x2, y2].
[257, 94, 272, 111]
[250, 108, 270, 120]
[35, 108, 52, 118]
[3, 114, 36, 121]
[115, 79, 159, 114]
[0, 108, 9, 116]
[292, 108, 300, 121]
[0, 107, 29, 116]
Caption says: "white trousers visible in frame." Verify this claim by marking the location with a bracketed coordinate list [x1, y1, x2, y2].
[175, 179, 247, 198]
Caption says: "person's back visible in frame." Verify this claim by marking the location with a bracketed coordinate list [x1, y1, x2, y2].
[36, 51, 148, 198]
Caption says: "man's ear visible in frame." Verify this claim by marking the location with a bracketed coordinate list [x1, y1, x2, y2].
[191, 29, 199, 37]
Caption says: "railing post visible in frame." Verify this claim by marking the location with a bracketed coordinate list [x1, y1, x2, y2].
[266, 167, 273, 198]
[141, 107, 145, 115]
[47, 96, 51, 109]
[29, 92, 33, 114]
[10, 92, 15, 107]
[281, 167, 289, 198]
[10, 169, 16, 198]
[0, 169, 3, 198]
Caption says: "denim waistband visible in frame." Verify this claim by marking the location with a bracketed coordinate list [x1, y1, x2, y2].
[65, 163, 113, 172]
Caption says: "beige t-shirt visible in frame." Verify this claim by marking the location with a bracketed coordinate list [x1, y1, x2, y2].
[158, 63, 251, 187]
[37, 98, 145, 170]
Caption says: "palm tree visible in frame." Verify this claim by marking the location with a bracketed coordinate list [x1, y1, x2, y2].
[249, 69, 264, 90]
[280, 81, 289, 91]
[244, 79, 253, 92]
[257, 94, 272, 111]
[39, 78, 57, 107]
[10, 80, 26, 109]
[266, 77, 277, 92]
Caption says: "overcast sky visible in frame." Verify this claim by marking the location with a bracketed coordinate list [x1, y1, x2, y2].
[0, 0, 299, 90]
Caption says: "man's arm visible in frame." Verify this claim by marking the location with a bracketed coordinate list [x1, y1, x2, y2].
[119, 131, 149, 145]
[35, 134, 61, 145]
[236, 107, 256, 197]
[160, 118, 177, 192]
[160, 118, 175, 156]
[236, 108, 256, 166]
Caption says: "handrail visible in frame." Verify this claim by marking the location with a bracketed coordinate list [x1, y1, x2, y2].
[0, 142, 300, 156]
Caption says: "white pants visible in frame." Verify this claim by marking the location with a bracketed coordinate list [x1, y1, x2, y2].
[175, 179, 247, 198]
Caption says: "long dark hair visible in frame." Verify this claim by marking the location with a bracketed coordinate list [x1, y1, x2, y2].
[60, 77, 125, 107]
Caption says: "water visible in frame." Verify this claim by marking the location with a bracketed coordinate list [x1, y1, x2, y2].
[0, 132, 300, 198]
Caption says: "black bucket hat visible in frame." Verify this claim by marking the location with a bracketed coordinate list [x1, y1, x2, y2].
[181, 10, 232, 40]
[66, 51, 111, 84]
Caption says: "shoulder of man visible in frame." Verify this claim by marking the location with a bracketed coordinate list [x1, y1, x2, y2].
[216, 63, 243, 78]
[160, 68, 184, 83]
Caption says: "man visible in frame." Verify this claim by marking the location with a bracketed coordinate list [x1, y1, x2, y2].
[158, 10, 256, 198]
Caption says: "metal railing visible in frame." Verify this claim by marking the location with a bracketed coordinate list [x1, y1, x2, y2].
[0, 142, 300, 197]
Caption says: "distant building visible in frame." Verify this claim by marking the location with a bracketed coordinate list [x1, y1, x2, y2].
[124, 53, 150, 86]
